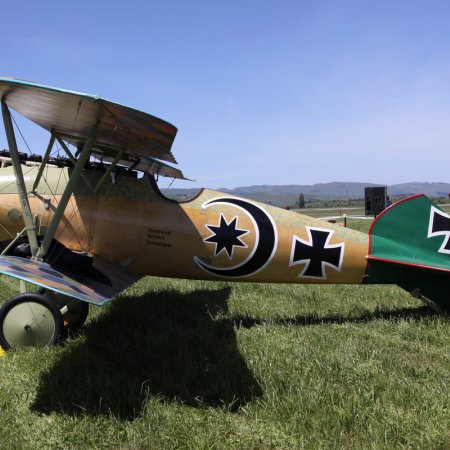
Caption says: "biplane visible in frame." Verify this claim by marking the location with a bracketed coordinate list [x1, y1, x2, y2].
[0, 77, 448, 350]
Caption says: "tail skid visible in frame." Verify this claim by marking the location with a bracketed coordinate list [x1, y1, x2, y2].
[367, 195, 450, 312]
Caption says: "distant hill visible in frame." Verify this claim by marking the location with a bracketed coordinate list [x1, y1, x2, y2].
[165, 182, 450, 206]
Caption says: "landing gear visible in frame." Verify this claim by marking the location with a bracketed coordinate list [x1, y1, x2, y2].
[56, 295, 90, 333]
[0, 291, 90, 350]
[0, 293, 64, 350]
[37, 288, 90, 333]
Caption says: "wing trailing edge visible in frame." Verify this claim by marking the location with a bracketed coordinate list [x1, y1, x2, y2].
[0, 256, 139, 305]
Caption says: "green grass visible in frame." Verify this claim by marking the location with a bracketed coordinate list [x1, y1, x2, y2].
[0, 217, 449, 448]
[0, 279, 448, 449]
[298, 207, 366, 218]
[297, 202, 450, 219]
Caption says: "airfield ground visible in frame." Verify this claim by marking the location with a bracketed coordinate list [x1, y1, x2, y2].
[296, 202, 450, 220]
[0, 218, 448, 449]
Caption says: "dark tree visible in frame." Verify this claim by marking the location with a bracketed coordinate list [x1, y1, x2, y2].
[298, 193, 305, 209]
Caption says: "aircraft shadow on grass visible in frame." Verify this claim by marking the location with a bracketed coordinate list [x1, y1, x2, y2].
[32, 288, 262, 420]
[232, 305, 437, 329]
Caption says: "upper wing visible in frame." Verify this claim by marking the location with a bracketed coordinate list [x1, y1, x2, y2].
[0, 255, 140, 305]
[0, 77, 179, 166]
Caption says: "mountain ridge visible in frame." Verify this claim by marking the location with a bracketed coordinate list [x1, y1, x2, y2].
[164, 181, 450, 206]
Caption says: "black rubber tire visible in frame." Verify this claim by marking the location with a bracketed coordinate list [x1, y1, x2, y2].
[0, 293, 64, 350]
[60, 300, 89, 333]
[36, 288, 90, 332]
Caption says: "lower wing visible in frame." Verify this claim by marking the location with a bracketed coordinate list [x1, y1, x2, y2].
[0, 255, 140, 305]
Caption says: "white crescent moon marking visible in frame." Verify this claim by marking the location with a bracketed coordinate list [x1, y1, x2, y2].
[194, 197, 278, 278]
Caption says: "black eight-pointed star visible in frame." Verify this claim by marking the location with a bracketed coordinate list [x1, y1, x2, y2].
[204, 214, 249, 258]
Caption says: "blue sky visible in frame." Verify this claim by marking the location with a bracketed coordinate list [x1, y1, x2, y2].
[1, 0, 450, 189]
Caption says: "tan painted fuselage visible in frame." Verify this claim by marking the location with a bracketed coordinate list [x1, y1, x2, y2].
[0, 166, 369, 284]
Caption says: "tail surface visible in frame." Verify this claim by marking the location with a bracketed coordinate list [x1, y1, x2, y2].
[366, 195, 450, 311]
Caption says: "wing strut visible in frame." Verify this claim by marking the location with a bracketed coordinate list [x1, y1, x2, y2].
[35, 122, 99, 260]
[56, 136, 93, 191]
[94, 149, 124, 193]
[1, 101, 39, 257]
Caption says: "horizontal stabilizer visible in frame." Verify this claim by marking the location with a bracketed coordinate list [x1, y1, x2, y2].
[0, 256, 139, 305]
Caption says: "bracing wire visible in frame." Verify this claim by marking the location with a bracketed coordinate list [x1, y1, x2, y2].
[1, 103, 94, 265]
[39, 139, 87, 263]
[5, 100, 148, 266]
[10, 112, 33, 155]
[71, 101, 82, 133]
[164, 177, 176, 193]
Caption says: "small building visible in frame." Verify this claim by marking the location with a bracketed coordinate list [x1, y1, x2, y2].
[365, 186, 387, 216]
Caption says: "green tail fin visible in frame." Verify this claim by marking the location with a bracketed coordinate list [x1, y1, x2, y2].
[367, 195, 450, 311]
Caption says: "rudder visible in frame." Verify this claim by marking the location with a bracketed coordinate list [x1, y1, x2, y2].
[367, 195, 450, 311]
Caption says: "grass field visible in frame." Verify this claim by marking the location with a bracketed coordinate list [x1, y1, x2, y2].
[0, 221, 449, 448]
[297, 203, 450, 219]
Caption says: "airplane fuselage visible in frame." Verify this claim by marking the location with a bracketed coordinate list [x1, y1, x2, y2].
[0, 165, 369, 284]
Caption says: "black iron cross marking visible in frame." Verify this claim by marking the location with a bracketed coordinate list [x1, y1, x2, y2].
[289, 227, 345, 279]
[428, 206, 450, 254]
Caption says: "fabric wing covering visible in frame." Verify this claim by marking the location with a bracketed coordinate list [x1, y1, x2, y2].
[0, 77, 187, 179]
